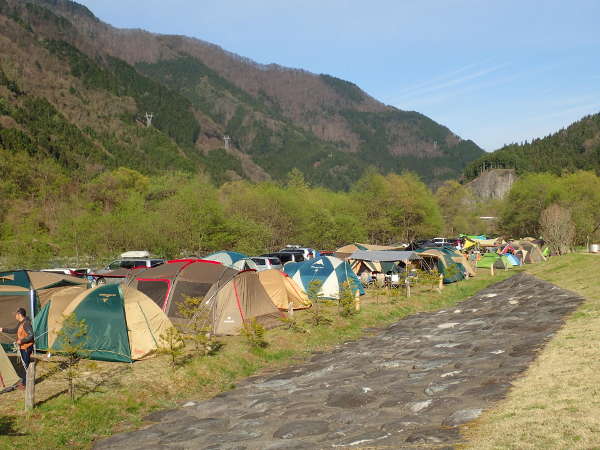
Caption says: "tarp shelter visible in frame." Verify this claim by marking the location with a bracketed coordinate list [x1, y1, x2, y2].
[283, 256, 365, 299]
[0, 344, 20, 391]
[257, 270, 311, 311]
[35, 284, 173, 363]
[348, 250, 422, 276]
[129, 260, 238, 318]
[0, 271, 88, 349]
[476, 253, 511, 270]
[334, 243, 405, 260]
[413, 248, 466, 283]
[203, 251, 258, 271]
[197, 270, 284, 335]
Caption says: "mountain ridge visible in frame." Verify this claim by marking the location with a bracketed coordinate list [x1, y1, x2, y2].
[463, 112, 600, 181]
[0, 0, 485, 188]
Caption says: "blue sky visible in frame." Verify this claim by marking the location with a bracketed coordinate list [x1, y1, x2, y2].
[78, 0, 600, 151]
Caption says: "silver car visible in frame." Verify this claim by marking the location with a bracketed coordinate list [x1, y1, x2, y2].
[251, 256, 283, 271]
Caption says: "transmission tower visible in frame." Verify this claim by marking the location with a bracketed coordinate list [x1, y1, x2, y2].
[144, 112, 154, 127]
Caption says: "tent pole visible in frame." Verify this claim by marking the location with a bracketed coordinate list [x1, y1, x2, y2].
[30, 289, 36, 356]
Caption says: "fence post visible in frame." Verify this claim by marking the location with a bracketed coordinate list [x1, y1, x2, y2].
[490, 264, 495, 276]
[24, 362, 35, 412]
[438, 275, 444, 292]
[355, 292, 361, 312]
[405, 279, 411, 298]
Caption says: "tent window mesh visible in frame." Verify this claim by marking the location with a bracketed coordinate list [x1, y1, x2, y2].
[169, 282, 213, 317]
[137, 281, 169, 309]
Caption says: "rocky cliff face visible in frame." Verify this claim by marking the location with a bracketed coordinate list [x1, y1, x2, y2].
[465, 169, 517, 200]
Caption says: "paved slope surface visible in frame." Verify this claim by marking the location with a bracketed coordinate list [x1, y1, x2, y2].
[96, 273, 584, 449]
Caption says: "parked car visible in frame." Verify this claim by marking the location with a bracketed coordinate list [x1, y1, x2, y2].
[41, 268, 91, 278]
[91, 258, 164, 285]
[261, 252, 304, 265]
[250, 256, 283, 271]
[432, 237, 451, 247]
[278, 245, 317, 260]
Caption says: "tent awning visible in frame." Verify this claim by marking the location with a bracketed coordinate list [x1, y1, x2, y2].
[349, 250, 422, 263]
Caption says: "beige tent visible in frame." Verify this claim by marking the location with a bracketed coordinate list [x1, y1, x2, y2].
[0, 344, 20, 391]
[41, 286, 88, 349]
[0, 270, 88, 347]
[199, 271, 283, 336]
[473, 238, 505, 248]
[510, 240, 546, 264]
[257, 270, 311, 311]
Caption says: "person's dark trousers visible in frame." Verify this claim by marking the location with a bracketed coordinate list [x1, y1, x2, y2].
[20, 347, 33, 384]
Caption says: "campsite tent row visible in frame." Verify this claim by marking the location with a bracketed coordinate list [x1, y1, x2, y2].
[342, 244, 475, 284]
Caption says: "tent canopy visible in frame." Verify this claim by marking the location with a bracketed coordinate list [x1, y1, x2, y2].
[130, 260, 238, 317]
[197, 270, 283, 335]
[0, 345, 20, 391]
[203, 251, 258, 271]
[257, 270, 311, 311]
[0, 270, 88, 349]
[334, 243, 405, 260]
[283, 256, 365, 299]
[349, 250, 422, 263]
[413, 248, 467, 284]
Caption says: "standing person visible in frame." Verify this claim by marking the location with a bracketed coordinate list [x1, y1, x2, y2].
[0, 308, 34, 384]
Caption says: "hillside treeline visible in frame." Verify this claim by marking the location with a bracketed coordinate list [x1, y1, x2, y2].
[2, 140, 600, 268]
[0, 143, 449, 267]
[464, 113, 600, 180]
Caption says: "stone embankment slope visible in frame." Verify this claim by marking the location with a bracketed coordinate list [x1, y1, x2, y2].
[96, 273, 583, 449]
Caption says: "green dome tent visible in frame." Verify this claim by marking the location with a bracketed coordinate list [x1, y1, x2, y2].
[34, 284, 173, 363]
[476, 253, 511, 270]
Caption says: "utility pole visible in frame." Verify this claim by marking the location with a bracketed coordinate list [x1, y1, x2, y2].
[144, 112, 154, 127]
[223, 135, 231, 149]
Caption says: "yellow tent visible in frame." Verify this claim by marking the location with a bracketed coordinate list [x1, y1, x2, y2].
[257, 270, 311, 311]
[0, 344, 20, 391]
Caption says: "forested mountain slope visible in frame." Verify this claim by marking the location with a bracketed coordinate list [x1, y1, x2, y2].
[0, 0, 484, 188]
[464, 113, 600, 180]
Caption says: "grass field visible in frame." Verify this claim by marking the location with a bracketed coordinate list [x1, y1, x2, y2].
[0, 269, 515, 449]
[462, 253, 600, 449]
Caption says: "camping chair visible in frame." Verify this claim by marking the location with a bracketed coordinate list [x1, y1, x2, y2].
[389, 273, 401, 289]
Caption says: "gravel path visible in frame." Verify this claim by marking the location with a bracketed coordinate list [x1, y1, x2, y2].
[96, 273, 584, 449]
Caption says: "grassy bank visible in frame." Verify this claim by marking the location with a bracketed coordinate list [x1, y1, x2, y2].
[0, 269, 515, 449]
[463, 253, 600, 449]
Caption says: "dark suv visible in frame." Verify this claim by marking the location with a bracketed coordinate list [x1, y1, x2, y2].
[261, 252, 304, 265]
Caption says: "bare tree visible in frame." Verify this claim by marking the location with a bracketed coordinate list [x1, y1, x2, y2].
[540, 204, 575, 255]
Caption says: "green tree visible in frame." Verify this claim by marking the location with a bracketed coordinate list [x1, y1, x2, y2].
[54, 313, 89, 403]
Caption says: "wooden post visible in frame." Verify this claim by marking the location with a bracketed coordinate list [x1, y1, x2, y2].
[354, 292, 361, 312]
[438, 274, 444, 292]
[405, 279, 411, 298]
[490, 264, 495, 276]
[24, 362, 35, 412]
[287, 303, 294, 317]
